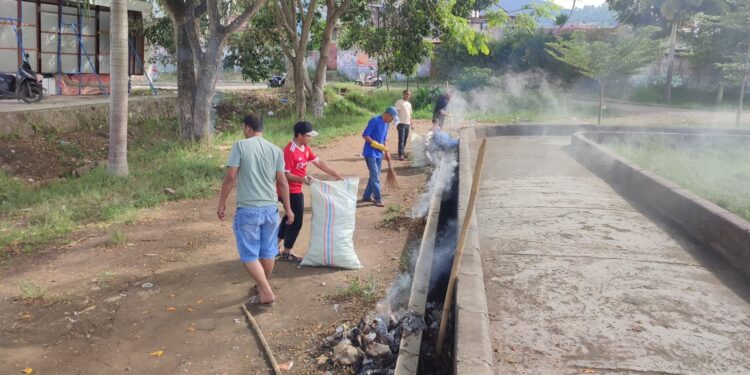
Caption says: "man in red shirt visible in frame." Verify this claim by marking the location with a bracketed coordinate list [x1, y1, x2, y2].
[277, 121, 343, 263]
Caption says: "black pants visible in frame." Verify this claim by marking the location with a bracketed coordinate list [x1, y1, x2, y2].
[278, 193, 304, 250]
[397, 123, 410, 157]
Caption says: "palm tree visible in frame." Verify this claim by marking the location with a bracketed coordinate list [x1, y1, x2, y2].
[107, 0, 129, 176]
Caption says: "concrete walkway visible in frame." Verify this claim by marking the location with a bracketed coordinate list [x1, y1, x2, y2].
[477, 136, 750, 374]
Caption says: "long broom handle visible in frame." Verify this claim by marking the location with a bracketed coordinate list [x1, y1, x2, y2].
[242, 304, 282, 374]
[435, 138, 488, 355]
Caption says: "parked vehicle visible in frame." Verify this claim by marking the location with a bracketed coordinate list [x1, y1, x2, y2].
[268, 73, 286, 88]
[0, 53, 44, 103]
[354, 72, 383, 88]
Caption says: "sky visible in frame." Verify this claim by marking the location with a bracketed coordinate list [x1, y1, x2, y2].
[552, 0, 607, 8]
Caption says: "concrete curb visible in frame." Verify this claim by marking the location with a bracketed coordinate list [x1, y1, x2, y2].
[475, 124, 750, 138]
[454, 127, 494, 375]
[569, 132, 750, 278]
[394, 159, 448, 375]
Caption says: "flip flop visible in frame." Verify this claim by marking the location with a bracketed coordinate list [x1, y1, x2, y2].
[245, 295, 275, 307]
[247, 285, 259, 297]
[279, 252, 304, 264]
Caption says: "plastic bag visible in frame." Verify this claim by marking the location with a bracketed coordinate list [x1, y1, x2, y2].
[301, 178, 363, 269]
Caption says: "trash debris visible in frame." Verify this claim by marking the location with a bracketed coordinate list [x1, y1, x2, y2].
[21, 368, 33, 374]
[366, 342, 392, 357]
[163, 188, 177, 195]
[104, 295, 123, 303]
[141, 282, 154, 289]
[279, 360, 294, 371]
[333, 339, 363, 365]
[166, 307, 177, 312]
[150, 350, 164, 357]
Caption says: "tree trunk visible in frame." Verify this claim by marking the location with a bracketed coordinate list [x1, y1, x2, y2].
[406, 76, 410, 90]
[174, 20, 197, 141]
[294, 57, 307, 120]
[664, 20, 678, 104]
[598, 80, 605, 126]
[107, 0, 129, 176]
[192, 46, 223, 143]
[311, 42, 330, 118]
[737, 77, 746, 128]
[715, 82, 725, 105]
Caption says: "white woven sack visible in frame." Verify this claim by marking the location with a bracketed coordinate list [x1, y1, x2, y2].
[301, 178, 363, 269]
[410, 132, 428, 167]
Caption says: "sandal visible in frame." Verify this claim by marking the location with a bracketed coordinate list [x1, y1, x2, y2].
[373, 200, 385, 207]
[247, 285, 259, 297]
[245, 295, 275, 307]
[279, 252, 304, 264]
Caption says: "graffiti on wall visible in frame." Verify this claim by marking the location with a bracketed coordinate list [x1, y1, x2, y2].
[306, 48, 431, 81]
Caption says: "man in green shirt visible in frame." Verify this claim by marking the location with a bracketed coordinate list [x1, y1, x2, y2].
[217, 114, 294, 306]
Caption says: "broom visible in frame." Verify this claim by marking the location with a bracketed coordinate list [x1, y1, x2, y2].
[385, 154, 399, 188]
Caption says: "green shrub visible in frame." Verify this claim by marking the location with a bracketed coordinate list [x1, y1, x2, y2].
[455, 66, 494, 92]
[412, 87, 442, 111]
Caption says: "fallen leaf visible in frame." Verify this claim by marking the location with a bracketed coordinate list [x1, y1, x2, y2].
[316, 355, 328, 365]
[196, 299, 203, 304]
[186, 307, 194, 312]
[279, 361, 294, 371]
[22, 368, 33, 374]
[150, 350, 164, 357]
[583, 369, 596, 374]
[186, 326, 195, 332]
[166, 307, 176, 312]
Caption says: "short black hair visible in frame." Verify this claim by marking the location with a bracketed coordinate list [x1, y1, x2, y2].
[243, 114, 263, 132]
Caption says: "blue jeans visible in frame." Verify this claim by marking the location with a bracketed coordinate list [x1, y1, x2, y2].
[363, 156, 382, 201]
[233, 206, 280, 262]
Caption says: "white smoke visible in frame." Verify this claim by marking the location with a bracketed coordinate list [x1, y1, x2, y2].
[444, 69, 569, 126]
[411, 151, 458, 218]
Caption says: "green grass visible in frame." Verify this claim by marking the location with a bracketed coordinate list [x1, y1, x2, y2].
[105, 229, 127, 247]
[333, 276, 379, 303]
[629, 85, 750, 110]
[17, 279, 46, 300]
[606, 139, 750, 221]
[0, 86, 405, 259]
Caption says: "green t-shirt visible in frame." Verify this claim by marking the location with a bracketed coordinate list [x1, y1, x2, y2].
[226, 136, 285, 208]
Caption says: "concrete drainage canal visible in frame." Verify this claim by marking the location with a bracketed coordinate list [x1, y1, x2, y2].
[320, 152, 460, 375]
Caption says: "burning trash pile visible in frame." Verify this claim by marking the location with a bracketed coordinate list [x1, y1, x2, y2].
[318, 301, 426, 374]
[316, 299, 452, 374]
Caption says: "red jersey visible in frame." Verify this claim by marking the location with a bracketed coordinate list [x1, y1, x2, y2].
[283, 141, 318, 194]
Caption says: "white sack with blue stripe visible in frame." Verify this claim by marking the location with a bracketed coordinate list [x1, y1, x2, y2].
[301, 178, 363, 269]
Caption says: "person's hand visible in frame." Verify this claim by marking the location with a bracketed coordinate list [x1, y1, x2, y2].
[334, 175, 344, 181]
[285, 211, 295, 225]
[304, 175, 313, 185]
[385, 152, 391, 162]
[217, 202, 226, 220]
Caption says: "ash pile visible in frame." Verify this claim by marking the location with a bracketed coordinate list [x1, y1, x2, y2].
[319, 303, 426, 374]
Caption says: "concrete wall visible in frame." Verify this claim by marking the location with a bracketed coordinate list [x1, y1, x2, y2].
[569, 131, 750, 278]
[0, 95, 177, 137]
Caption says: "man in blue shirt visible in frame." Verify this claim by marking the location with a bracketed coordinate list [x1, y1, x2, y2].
[362, 107, 397, 207]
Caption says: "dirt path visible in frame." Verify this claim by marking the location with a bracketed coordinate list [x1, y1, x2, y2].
[477, 136, 750, 374]
[0, 121, 432, 374]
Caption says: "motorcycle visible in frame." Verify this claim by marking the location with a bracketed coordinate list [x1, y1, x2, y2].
[268, 73, 286, 88]
[354, 72, 383, 88]
[0, 53, 44, 103]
